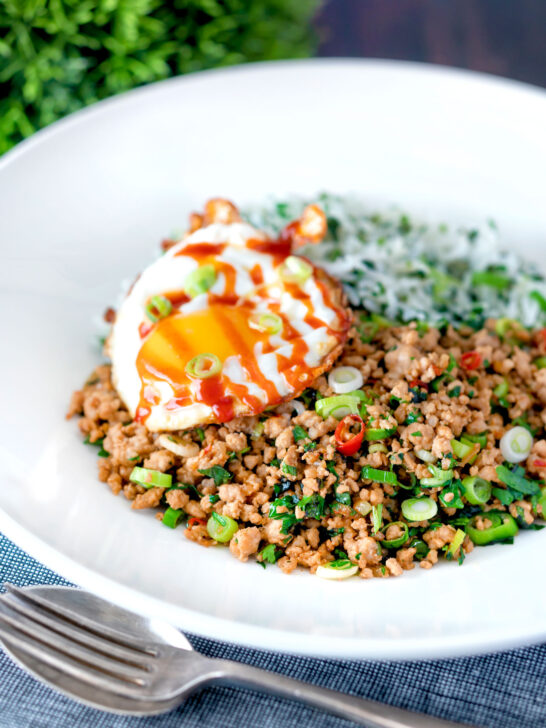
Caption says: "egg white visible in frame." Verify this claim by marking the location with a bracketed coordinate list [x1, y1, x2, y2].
[110, 222, 342, 431]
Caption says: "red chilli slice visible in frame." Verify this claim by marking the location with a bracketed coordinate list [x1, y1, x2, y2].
[188, 517, 206, 527]
[460, 351, 482, 370]
[409, 379, 428, 389]
[533, 459, 546, 468]
[335, 414, 365, 457]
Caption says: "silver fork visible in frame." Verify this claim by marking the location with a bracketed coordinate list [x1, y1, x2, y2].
[0, 584, 471, 727]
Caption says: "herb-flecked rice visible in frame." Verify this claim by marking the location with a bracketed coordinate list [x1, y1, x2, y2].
[245, 194, 546, 330]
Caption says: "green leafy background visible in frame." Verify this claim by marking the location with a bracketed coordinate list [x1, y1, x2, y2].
[0, 0, 319, 153]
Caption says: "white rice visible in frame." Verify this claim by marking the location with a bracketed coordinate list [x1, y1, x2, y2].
[244, 193, 546, 329]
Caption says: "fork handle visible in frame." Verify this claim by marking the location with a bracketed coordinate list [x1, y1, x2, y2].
[207, 658, 467, 728]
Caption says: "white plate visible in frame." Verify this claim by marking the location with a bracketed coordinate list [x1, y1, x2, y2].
[1, 59, 546, 660]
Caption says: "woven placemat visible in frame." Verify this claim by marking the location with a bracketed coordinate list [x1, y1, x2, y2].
[1, 533, 545, 728]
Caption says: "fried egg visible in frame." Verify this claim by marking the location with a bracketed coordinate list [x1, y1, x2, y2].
[109, 203, 351, 431]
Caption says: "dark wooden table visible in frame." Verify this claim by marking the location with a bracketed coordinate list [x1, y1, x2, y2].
[316, 0, 545, 88]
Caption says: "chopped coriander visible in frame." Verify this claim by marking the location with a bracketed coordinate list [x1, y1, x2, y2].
[299, 388, 319, 408]
[209, 494, 220, 504]
[293, 425, 309, 442]
[448, 386, 461, 398]
[326, 461, 352, 506]
[439, 480, 465, 509]
[169, 482, 202, 499]
[298, 494, 325, 520]
[258, 543, 282, 568]
[270, 458, 281, 468]
[281, 462, 298, 476]
[530, 290, 546, 311]
[303, 441, 317, 452]
[195, 428, 206, 442]
[496, 465, 541, 495]
[197, 465, 232, 486]
[269, 495, 299, 534]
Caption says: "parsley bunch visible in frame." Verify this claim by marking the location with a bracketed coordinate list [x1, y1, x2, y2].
[0, 0, 319, 153]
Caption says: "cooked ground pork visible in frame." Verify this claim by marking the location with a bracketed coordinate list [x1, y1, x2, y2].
[69, 318, 546, 578]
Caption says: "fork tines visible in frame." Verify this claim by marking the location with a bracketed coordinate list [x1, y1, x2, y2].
[0, 585, 157, 698]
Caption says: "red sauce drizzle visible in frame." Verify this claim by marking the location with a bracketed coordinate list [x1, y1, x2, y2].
[175, 242, 226, 258]
[134, 233, 351, 425]
[250, 264, 264, 286]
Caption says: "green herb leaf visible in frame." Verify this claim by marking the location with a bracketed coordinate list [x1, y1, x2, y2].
[496, 465, 541, 496]
[293, 425, 309, 442]
[258, 543, 282, 567]
[198, 465, 232, 487]
[298, 494, 325, 520]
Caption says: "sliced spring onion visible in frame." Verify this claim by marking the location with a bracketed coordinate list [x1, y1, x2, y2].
[290, 400, 305, 416]
[365, 427, 397, 441]
[446, 528, 466, 559]
[500, 426, 533, 463]
[495, 317, 525, 340]
[461, 476, 492, 505]
[129, 467, 172, 489]
[401, 497, 438, 522]
[328, 366, 364, 395]
[184, 264, 216, 298]
[355, 501, 372, 516]
[420, 464, 453, 487]
[451, 438, 475, 461]
[185, 353, 222, 379]
[357, 313, 391, 343]
[279, 255, 312, 284]
[145, 295, 172, 323]
[162, 507, 183, 528]
[315, 394, 361, 419]
[461, 432, 488, 449]
[251, 422, 265, 439]
[493, 379, 509, 398]
[535, 357, 546, 369]
[157, 434, 192, 457]
[369, 443, 388, 454]
[361, 466, 398, 485]
[382, 521, 409, 549]
[207, 512, 239, 543]
[248, 312, 283, 335]
[465, 511, 518, 545]
[371, 504, 383, 533]
[316, 560, 359, 580]
[415, 449, 436, 463]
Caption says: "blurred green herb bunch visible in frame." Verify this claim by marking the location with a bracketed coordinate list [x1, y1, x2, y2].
[0, 0, 319, 153]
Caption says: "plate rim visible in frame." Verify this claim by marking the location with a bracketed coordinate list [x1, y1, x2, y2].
[2, 57, 546, 659]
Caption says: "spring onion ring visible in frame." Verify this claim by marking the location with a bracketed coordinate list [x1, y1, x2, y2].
[185, 353, 222, 379]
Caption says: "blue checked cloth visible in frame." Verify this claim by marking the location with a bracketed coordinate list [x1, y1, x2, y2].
[1, 533, 545, 728]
